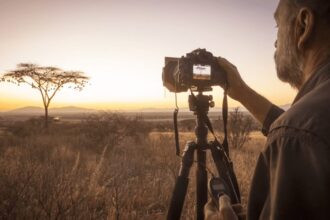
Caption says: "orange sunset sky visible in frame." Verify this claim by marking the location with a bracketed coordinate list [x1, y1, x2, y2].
[0, 0, 295, 111]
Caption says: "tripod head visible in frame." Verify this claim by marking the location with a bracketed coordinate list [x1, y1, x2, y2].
[188, 91, 215, 115]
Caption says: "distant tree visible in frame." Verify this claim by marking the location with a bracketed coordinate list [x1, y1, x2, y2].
[1, 63, 89, 128]
[228, 107, 253, 149]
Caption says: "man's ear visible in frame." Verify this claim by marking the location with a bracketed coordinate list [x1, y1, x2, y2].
[296, 7, 315, 50]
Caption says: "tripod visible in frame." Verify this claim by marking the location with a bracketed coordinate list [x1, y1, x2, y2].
[167, 91, 240, 220]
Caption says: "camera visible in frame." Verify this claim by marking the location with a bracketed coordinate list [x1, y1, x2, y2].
[162, 48, 227, 92]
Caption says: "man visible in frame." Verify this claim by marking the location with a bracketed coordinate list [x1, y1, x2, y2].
[206, 0, 330, 219]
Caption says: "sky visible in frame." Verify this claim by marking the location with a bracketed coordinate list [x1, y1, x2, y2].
[0, 0, 296, 111]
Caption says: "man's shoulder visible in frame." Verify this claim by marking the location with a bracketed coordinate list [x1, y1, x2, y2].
[269, 79, 330, 146]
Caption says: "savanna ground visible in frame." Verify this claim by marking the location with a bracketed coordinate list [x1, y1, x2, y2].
[0, 113, 265, 219]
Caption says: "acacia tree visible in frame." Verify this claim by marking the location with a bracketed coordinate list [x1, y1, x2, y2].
[1, 63, 89, 128]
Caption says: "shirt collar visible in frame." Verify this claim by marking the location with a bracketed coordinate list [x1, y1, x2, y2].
[293, 60, 330, 104]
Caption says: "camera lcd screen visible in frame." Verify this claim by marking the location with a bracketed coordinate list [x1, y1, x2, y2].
[193, 65, 211, 80]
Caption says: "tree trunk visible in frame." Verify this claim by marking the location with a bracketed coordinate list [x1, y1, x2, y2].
[44, 106, 48, 129]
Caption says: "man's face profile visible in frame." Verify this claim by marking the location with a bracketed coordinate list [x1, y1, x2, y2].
[274, 0, 304, 89]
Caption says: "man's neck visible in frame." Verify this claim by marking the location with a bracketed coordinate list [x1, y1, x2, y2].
[301, 46, 330, 89]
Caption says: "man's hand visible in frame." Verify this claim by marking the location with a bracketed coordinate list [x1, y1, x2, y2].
[217, 57, 248, 102]
[205, 195, 244, 220]
[217, 57, 273, 125]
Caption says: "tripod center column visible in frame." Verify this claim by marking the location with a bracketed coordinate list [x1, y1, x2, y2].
[193, 93, 211, 220]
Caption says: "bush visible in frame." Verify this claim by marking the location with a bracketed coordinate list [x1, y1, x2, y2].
[0, 114, 265, 219]
[228, 107, 253, 149]
[4, 113, 151, 154]
[77, 113, 150, 151]
[7, 117, 45, 137]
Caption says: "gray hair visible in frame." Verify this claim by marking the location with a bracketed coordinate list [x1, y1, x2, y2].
[290, 0, 330, 22]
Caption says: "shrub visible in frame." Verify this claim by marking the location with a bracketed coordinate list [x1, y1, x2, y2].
[228, 107, 253, 149]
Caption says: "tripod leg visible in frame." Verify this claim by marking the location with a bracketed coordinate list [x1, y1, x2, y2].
[167, 142, 195, 220]
[196, 147, 208, 220]
[210, 142, 241, 204]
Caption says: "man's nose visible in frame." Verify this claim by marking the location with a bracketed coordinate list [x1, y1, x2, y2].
[274, 40, 277, 48]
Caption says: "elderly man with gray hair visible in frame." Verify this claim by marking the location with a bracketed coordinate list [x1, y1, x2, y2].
[206, 0, 330, 219]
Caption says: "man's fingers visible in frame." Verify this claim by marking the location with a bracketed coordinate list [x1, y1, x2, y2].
[219, 194, 231, 209]
[217, 57, 237, 70]
[205, 199, 218, 213]
[204, 199, 221, 220]
[219, 195, 239, 220]
[204, 195, 244, 220]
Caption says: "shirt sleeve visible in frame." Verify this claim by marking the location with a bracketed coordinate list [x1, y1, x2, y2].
[267, 131, 330, 220]
[261, 105, 284, 136]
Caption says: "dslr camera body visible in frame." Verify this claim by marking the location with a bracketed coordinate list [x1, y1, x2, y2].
[162, 48, 227, 92]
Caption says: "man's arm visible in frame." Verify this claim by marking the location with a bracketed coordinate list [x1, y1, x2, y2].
[217, 57, 284, 131]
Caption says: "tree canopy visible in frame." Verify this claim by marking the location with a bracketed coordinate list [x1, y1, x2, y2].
[1, 63, 89, 128]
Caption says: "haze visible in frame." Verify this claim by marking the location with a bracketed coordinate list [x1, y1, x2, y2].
[0, 0, 294, 111]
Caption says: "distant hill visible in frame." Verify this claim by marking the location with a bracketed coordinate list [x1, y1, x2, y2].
[50, 106, 97, 114]
[1, 103, 292, 116]
[6, 106, 44, 115]
[3, 106, 97, 115]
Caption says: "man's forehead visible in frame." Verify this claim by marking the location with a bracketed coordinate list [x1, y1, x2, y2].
[274, 0, 288, 20]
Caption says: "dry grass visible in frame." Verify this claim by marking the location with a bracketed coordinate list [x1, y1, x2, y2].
[0, 117, 266, 219]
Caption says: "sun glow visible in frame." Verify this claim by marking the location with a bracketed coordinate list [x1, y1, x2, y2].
[0, 0, 296, 111]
